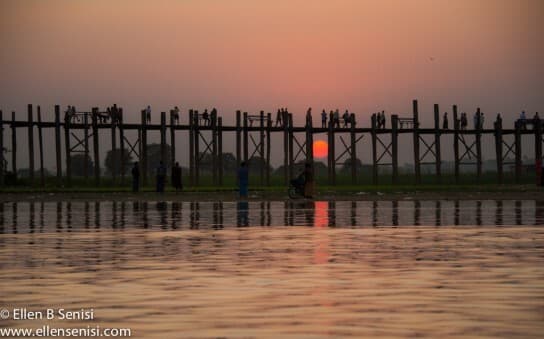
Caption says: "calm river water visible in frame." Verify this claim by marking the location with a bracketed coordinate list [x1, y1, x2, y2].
[0, 200, 543, 338]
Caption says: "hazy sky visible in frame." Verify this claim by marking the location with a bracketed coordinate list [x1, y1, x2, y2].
[1, 0, 543, 168]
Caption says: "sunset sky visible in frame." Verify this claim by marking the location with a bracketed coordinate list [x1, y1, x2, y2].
[1, 0, 543, 167]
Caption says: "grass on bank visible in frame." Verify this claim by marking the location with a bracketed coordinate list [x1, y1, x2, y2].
[0, 172, 541, 194]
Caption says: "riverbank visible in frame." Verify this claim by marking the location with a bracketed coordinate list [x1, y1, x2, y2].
[0, 184, 542, 202]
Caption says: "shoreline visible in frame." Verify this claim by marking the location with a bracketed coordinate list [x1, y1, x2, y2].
[0, 189, 542, 202]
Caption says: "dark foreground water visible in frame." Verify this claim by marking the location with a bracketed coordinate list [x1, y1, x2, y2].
[0, 200, 543, 338]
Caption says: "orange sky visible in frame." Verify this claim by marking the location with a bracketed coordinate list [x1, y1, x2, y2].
[0, 0, 543, 167]
[1, 0, 542, 123]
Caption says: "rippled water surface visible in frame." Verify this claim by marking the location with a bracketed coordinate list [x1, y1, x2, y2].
[0, 200, 543, 338]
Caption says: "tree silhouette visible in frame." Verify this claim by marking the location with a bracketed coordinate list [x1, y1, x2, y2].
[146, 143, 171, 174]
[70, 154, 93, 176]
[104, 149, 133, 175]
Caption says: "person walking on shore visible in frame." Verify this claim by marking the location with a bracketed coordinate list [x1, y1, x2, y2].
[131, 162, 140, 192]
[303, 162, 314, 199]
[156, 161, 166, 193]
[238, 161, 249, 199]
[172, 162, 182, 193]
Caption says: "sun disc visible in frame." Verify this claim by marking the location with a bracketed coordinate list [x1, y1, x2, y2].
[313, 140, 328, 158]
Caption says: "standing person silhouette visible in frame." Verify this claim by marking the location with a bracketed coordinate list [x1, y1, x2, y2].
[303, 162, 314, 199]
[238, 162, 249, 199]
[145, 105, 151, 123]
[321, 110, 327, 128]
[443, 112, 449, 129]
[342, 110, 350, 127]
[171, 162, 182, 193]
[156, 161, 166, 193]
[131, 162, 140, 192]
[275, 109, 282, 127]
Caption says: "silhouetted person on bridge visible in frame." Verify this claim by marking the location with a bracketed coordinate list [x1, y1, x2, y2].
[202, 109, 210, 126]
[145, 105, 151, 123]
[334, 109, 340, 128]
[343, 110, 350, 127]
[321, 110, 327, 128]
[275, 109, 283, 127]
[173, 106, 180, 125]
[443, 112, 448, 129]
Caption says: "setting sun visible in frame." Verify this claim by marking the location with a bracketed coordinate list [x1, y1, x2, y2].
[313, 140, 328, 158]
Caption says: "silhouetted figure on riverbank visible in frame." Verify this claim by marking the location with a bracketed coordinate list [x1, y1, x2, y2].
[172, 162, 182, 193]
[238, 161, 249, 199]
[156, 161, 166, 193]
[131, 162, 140, 192]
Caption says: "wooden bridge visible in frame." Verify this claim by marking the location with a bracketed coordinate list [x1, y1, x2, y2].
[0, 100, 542, 187]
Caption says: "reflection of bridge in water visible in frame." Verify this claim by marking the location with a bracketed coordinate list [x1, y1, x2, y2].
[0, 200, 543, 234]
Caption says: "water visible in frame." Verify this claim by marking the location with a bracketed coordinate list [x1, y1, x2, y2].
[0, 200, 543, 338]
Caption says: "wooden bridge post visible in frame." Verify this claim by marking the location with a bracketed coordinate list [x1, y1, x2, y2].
[218, 117, 223, 186]
[453, 105, 459, 184]
[194, 110, 200, 186]
[119, 109, 125, 185]
[260, 110, 265, 185]
[371, 114, 377, 185]
[160, 111, 166, 164]
[266, 113, 271, 186]
[434, 104, 442, 183]
[212, 111, 218, 186]
[350, 114, 357, 185]
[92, 107, 100, 185]
[169, 110, 176, 170]
[476, 108, 482, 182]
[283, 112, 288, 185]
[391, 114, 398, 184]
[37, 106, 45, 187]
[305, 112, 313, 164]
[236, 110, 241, 169]
[0, 110, 3, 186]
[111, 110, 117, 186]
[63, 110, 71, 186]
[189, 110, 194, 187]
[288, 114, 294, 181]
[535, 119, 542, 186]
[413, 100, 421, 184]
[514, 122, 522, 183]
[27, 104, 34, 185]
[329, 116, 336, 185]
[494, 115, 503, 184]
[54, 105, 62, 186]
[243, 112, 248, 163]
[84, 112, 89, 180]
[140, 110, 148, 187]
